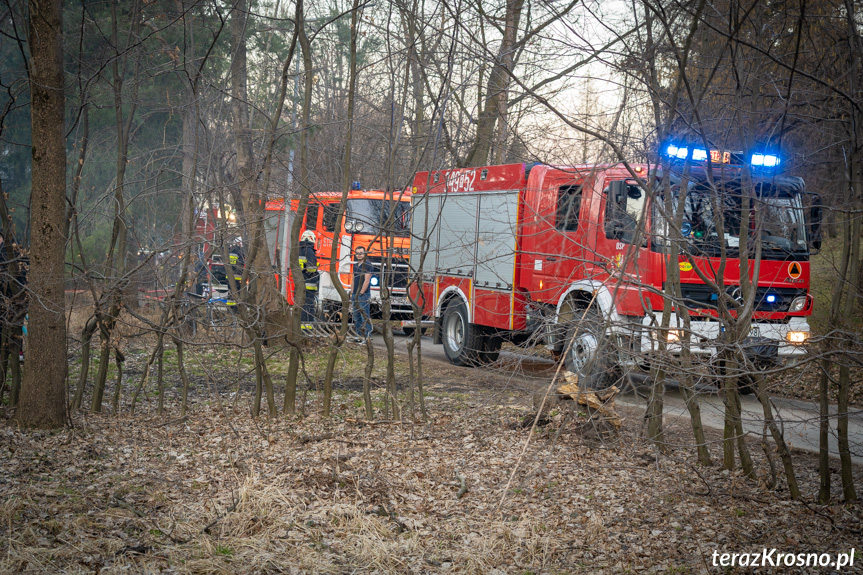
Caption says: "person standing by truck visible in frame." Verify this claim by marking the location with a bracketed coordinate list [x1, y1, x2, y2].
[350, 245, 373, 342]
[298, 230, 319, 328]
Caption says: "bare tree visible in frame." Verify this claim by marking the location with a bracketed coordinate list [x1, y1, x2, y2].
[15, 0, 67, 428]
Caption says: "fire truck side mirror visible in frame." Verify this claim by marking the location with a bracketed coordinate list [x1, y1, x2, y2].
[808, 194, 823, 254]
[609, 180, 628, 206]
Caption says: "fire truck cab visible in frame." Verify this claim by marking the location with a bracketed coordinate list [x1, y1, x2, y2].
[409, 153, 818, 386]
[265, 187, 413, 320]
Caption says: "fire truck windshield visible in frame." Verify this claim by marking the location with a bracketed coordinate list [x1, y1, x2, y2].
[345, 199, 411, 237]
[662, 181, 808, 260]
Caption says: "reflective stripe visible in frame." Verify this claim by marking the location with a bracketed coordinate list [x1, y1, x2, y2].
[306, 285, 318, 291]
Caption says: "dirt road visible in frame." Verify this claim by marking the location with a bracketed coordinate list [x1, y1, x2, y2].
[376, 332, 863, 464]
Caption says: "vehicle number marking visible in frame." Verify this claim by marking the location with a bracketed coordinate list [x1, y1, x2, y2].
[446, 169, 476, 193]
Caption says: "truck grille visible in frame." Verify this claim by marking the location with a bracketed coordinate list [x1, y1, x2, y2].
[368, 256, 410, 291]
[674, 283, 805, 312]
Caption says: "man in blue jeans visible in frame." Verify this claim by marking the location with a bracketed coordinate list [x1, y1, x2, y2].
[351, 246, 373, 342]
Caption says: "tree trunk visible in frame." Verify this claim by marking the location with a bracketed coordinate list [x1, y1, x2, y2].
[721, 354, 754, 478]
[465, 0, 524, 167]
[90, 331, 110, 412]
[9, 335, 21, 408]
[837, 360, 857, 502]
[818, 360, 831, 504]
[754, 373, 800, 499]
[322, 0, 360, 417]
[156, 341, 165, 416]
[15, 0, 67, 428]
[286, 0, 313, 415]
[92, 0, 141, 400]
[0, 335, 8, 405]
[363, 339, 374, 420]
[112, 348, 124, 414]
[72, 317, 97, 411]
[174, 337, 191, 416]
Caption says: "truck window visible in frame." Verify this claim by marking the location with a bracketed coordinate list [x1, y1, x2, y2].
[306, 203, 320, 231]
[556, 184, 582, 232]
[605, 182, 648, 246]
[323, 203, 339, 232]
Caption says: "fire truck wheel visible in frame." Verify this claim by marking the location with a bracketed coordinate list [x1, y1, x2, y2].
[442, 300, 482, 366]
[564, 315, 617, 389]
[478, 333, 502, 364]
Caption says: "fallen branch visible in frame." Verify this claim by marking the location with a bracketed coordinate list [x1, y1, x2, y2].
[297, 433, 369, 446]
[455, 471, 468, 499]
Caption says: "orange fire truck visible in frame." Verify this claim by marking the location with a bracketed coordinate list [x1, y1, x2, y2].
[265, 186, 413, 321]
[409, 149, 820, 387]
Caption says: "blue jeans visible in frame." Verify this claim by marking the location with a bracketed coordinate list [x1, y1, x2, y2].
[352, 292, 372, 338]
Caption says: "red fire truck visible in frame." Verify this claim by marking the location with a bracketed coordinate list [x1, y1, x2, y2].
[264, 186, 413, 321]
[409, 150, 819, 387]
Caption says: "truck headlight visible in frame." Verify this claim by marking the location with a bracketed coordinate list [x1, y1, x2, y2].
[789, 296, 807, 312]
[786, 331, 809, 344]
[653, 329, 682, 342]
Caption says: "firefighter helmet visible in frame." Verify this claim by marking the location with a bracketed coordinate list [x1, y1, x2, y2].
[301, 230, 316, 243]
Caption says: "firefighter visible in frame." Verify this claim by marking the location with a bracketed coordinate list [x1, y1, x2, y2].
[228, 239, 245, 284]
[298, 230, 319, 328]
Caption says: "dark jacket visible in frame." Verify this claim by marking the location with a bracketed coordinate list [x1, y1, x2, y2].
[299, 241, 319, 288]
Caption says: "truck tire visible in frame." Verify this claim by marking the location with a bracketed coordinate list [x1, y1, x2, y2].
[564, 314, 619, 390]
[478, 333, 503, 364]
[441, 300, 482, 366]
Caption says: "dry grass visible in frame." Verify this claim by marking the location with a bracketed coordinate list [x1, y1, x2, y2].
[2, 358, 862, 575]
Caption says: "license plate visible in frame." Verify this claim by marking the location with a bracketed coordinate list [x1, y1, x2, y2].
[719, 325, 761, 337]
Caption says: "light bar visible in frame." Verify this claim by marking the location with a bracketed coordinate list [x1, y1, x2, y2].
[664, 143, 731, 163]
[751, 154, 780, 167]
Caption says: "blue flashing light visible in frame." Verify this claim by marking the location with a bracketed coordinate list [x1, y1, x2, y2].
[351, 180, 362, 190]
[692, 148, 707, 161]
[370, 276, 380, 287]
[675, 147, 688, 159]
[766, 294, 777, 304]
[751, 154, 780, 168]
[666, 144, 679, 157]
